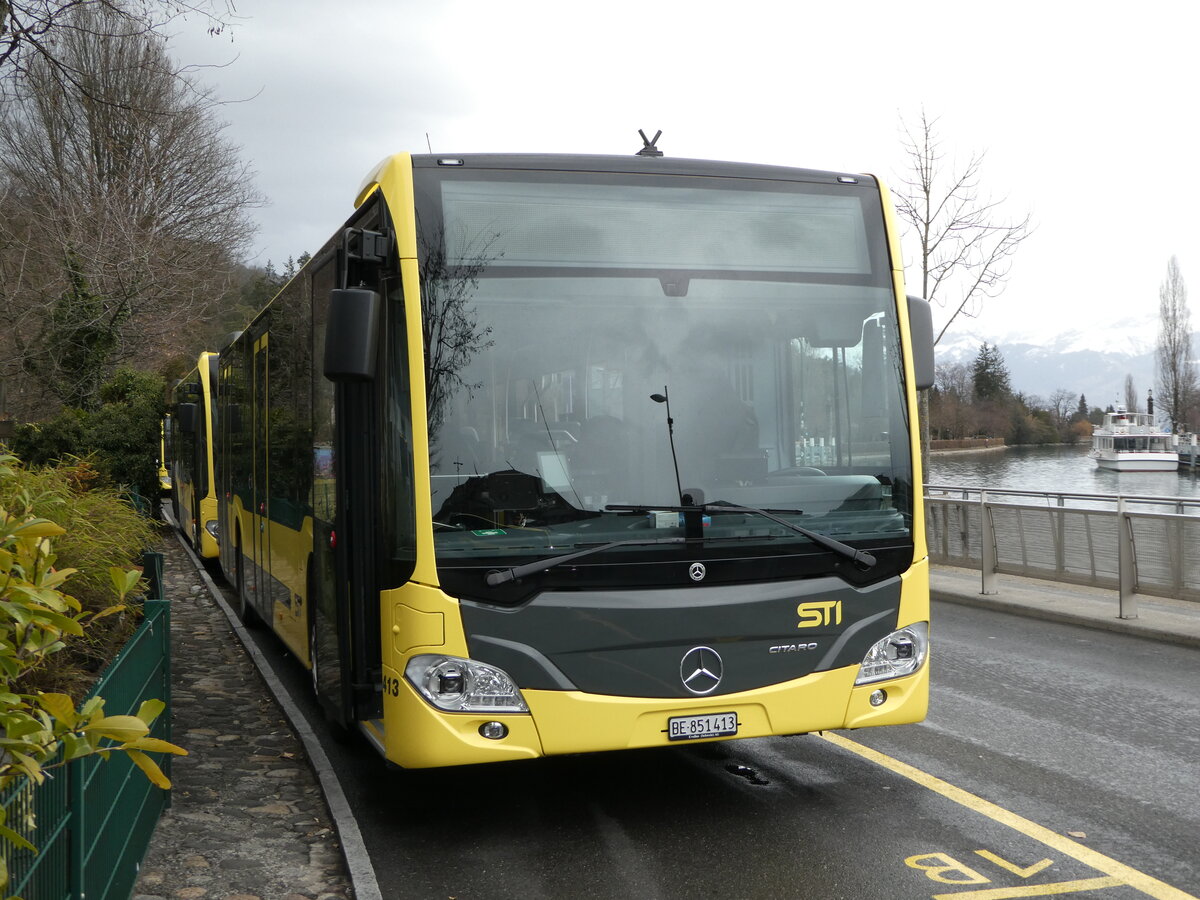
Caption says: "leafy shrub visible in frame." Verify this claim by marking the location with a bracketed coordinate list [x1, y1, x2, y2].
[9, 367, 166, 506]
[91, 368, 169, 505]
[0, 452, 185, 892]
[6, 407, 88, 467]
[0, 456, 155, 699]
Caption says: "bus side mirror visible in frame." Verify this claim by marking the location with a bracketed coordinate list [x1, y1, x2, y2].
[907, 296, 935, 391]
[177, 403, 198, 434]
[324, 289, 381, 381]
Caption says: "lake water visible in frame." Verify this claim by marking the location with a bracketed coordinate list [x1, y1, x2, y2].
[926, 443, 1200, 501]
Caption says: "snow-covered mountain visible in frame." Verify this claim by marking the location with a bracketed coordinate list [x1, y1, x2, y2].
[935, 316, 1168, 408]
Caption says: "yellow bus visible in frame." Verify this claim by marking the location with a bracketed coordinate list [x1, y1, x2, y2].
[170, 351, 219, 558]
[158, 418, 173, 495]
[215, 150, 935, 769]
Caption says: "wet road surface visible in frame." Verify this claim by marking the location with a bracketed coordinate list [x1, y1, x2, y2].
[233, 589, 1199, 900]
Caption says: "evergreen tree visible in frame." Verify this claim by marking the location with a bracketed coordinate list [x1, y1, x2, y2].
[972, 342, 1012, 402]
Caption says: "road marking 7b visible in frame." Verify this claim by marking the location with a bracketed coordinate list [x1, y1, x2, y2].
[905, 851, 1126, 898]
[822, 732, 1195, 900]
[796, 600, 841, 628]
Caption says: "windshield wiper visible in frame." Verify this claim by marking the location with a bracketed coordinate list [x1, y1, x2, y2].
[705, 501, 876, 569]
[606, 501, 876, 569]
[486, 499, 876, 586]
[485, 537, 687, 586]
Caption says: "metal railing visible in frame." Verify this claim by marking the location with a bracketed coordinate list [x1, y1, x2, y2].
[925, 485, 1200, 617]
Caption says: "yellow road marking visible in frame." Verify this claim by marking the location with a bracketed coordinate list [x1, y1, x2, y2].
[819, 732, 1197, 900]
[932, 876, 1123, 899]
[975, 850, 1053, 879]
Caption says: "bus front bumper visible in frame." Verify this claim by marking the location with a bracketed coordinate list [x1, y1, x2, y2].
[378, 661, 929, 769]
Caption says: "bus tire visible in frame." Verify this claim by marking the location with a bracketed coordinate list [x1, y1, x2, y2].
[311, 613, 352, 742]
[308, 564, 351, 741]
[308, 611, 319, 698]
[233, 534, 258, 627]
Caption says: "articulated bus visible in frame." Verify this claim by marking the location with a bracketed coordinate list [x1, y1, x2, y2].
[214, 150, 936, 769]
[170, 352, 219, 558]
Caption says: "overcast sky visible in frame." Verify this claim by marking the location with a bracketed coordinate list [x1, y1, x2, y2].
[167, 0, 1199, 348]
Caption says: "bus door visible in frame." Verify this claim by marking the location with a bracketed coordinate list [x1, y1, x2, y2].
[324, 377, 380, 725]
[306, 376, 377, 727]
[216, 356, 235, 571]
[252, 333, 270, 620]
[319, 284, 384, 726]
[309, 460, 349, 724]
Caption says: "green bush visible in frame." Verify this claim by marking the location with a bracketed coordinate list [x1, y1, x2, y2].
[0, 457, 155, 700]
[92, 368, 169, 505]
[9, 367, 167, 506]
[6, 408, 88, 468]
[0, 453, 185, 893]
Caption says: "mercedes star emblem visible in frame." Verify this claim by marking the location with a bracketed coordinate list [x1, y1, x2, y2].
[680, 646, 723, 694]
[689, 562, 706, 582]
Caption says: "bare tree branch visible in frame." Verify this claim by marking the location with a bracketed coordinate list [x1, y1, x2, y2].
[0, 1, 260, 416]
[1, 0, 238, 105]
[893, 108, 1034, 345]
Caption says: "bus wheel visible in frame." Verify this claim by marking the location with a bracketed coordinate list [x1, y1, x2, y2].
[308, 611, 320, 698]
[234, 540, 257, 627]
[308, 568, 350, 741]
[306, 562, 321, 697]
[311, 614, 351, 741]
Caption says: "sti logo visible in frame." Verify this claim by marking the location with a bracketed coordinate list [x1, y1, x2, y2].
[796, 600, 843, 629]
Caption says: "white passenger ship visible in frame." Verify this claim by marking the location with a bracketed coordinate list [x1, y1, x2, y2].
[1089, 400, 1178, 471]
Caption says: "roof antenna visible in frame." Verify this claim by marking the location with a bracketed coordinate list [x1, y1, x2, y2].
[636, 129, 663, 157]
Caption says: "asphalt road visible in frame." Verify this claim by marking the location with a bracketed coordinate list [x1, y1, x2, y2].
[233, 586, 1200, 900]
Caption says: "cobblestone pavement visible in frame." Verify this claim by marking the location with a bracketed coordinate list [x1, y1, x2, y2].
[135, 532, 354, 900]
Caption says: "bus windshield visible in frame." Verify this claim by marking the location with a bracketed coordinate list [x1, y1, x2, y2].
[411, 165, 913, 591]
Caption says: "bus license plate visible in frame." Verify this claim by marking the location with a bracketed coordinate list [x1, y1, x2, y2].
[667, 712, 738, 741]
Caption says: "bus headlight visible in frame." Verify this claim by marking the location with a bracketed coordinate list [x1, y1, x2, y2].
[854, 622, 928, 685]
[404, 655, 529, 713]
[205, 520, 219, 539]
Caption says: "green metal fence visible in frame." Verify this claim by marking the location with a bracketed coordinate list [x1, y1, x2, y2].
[0, 550, 171, 900]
